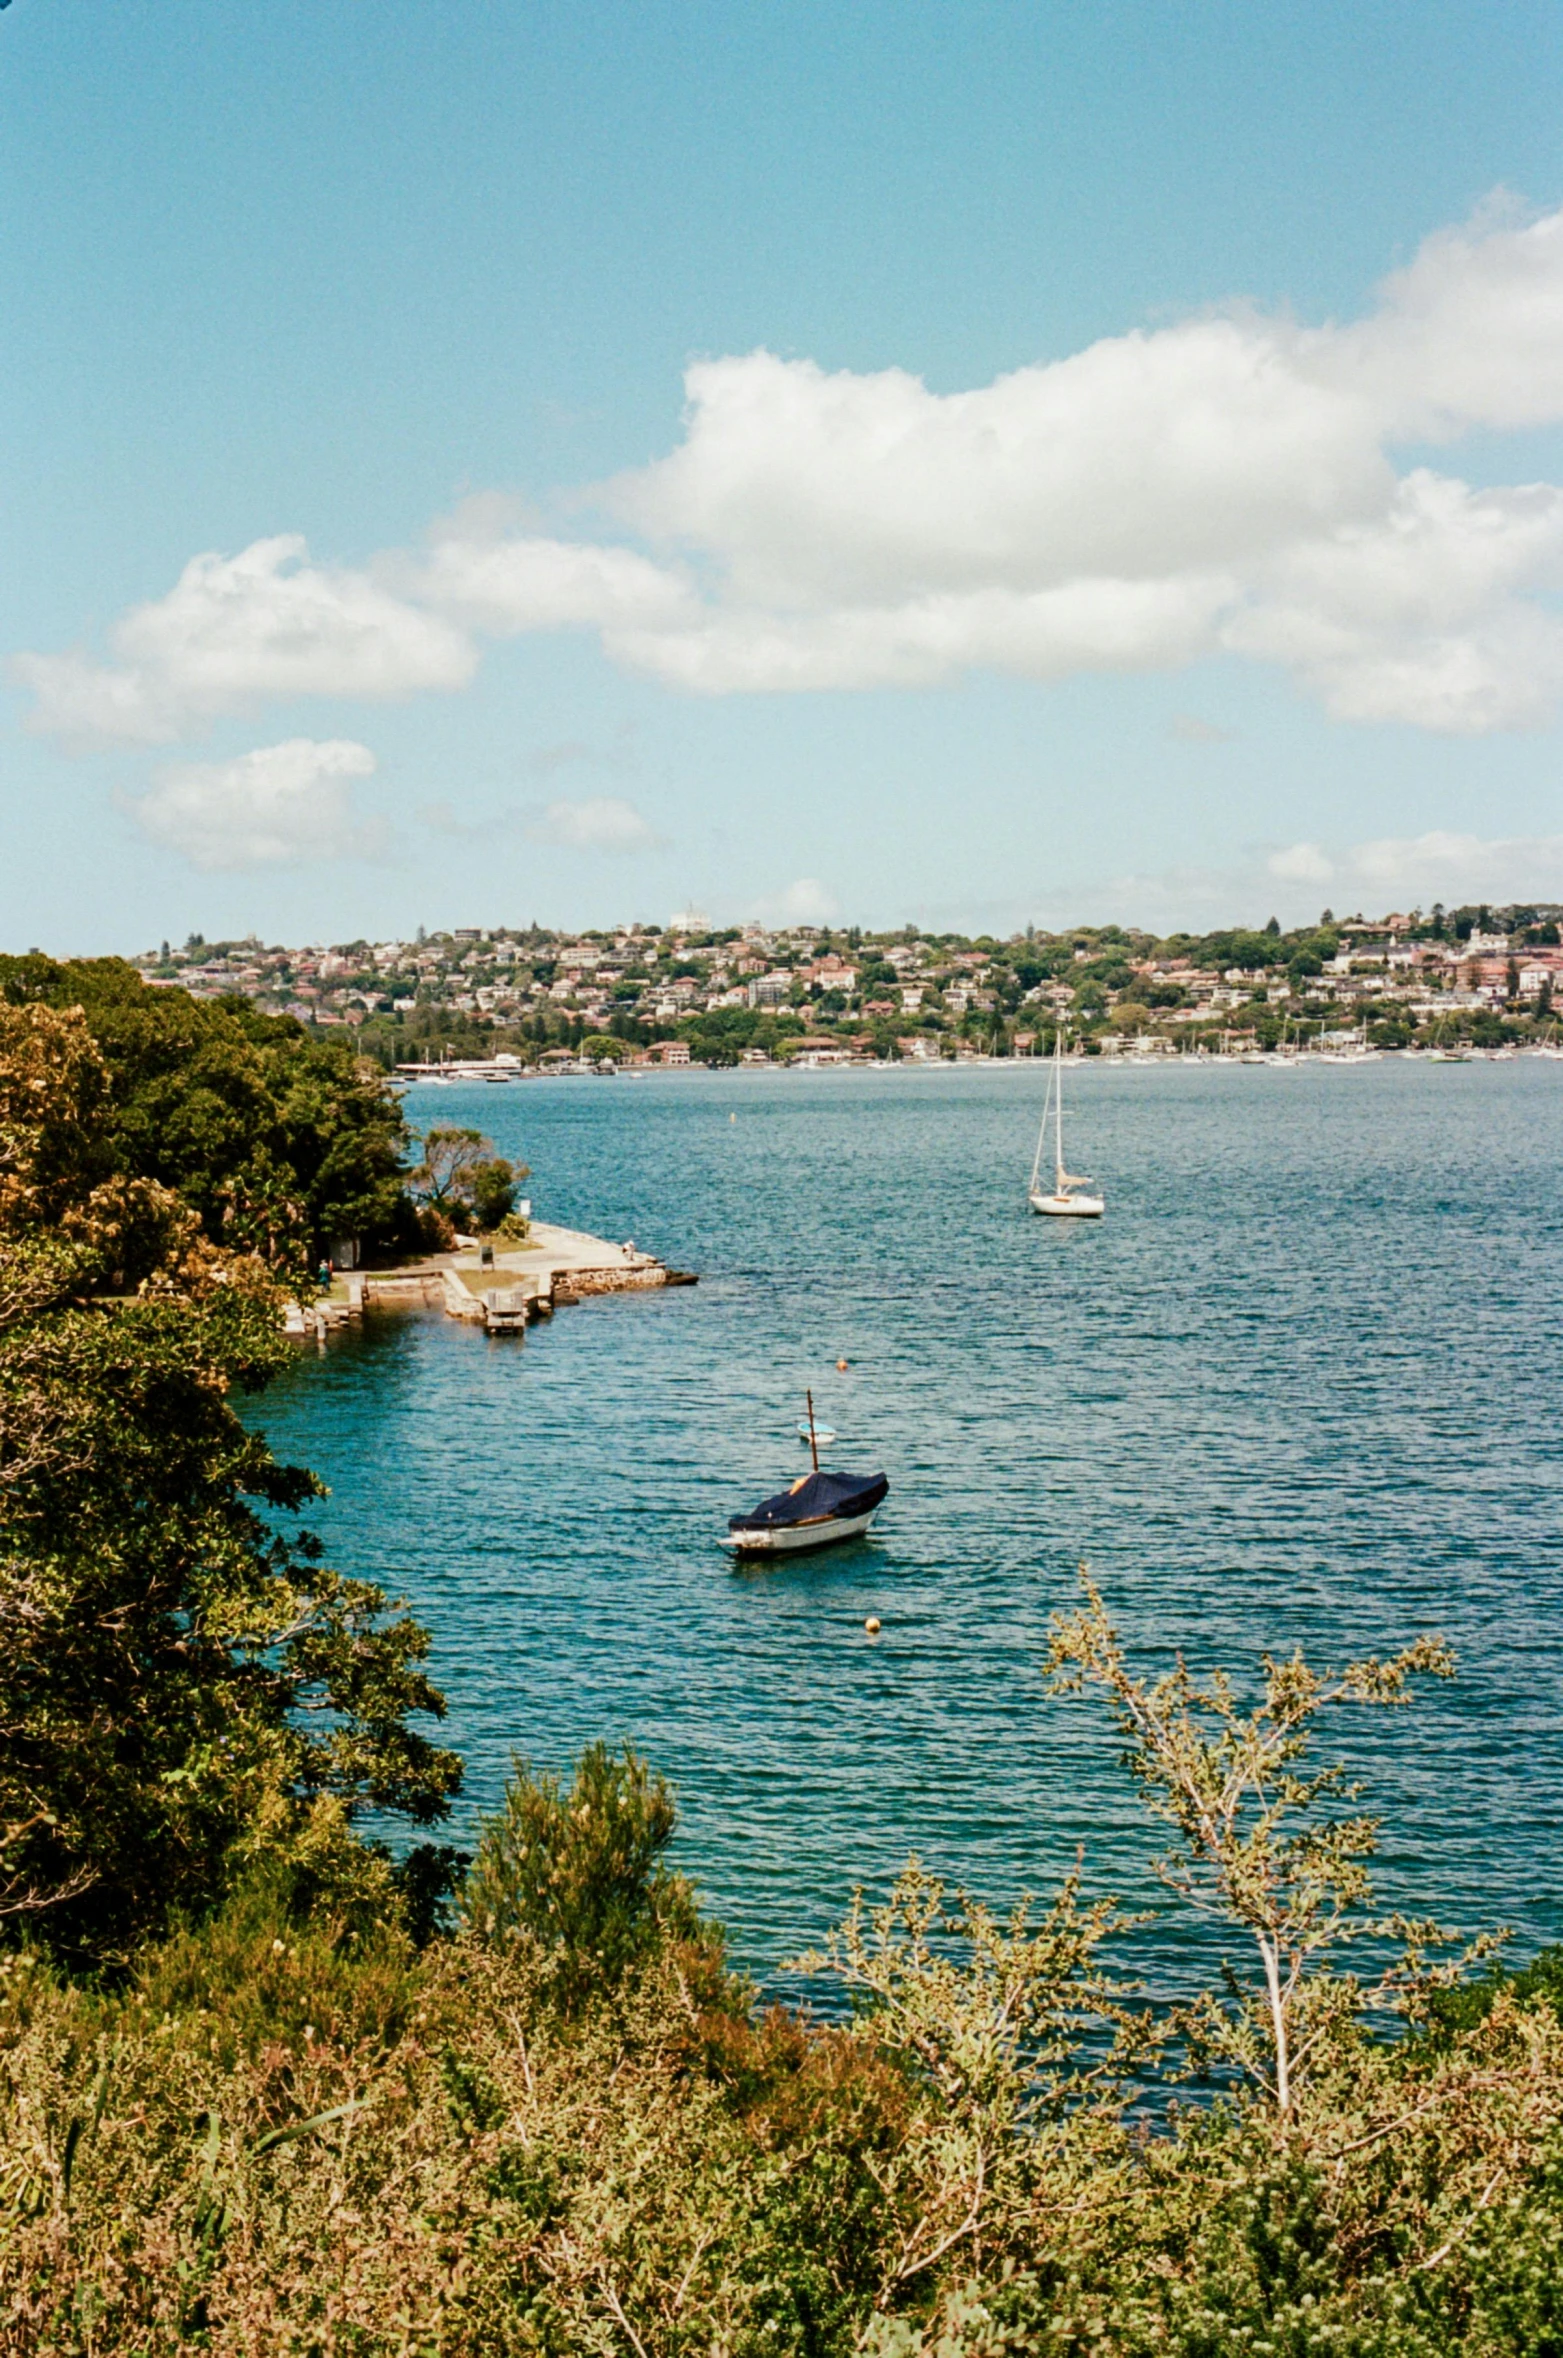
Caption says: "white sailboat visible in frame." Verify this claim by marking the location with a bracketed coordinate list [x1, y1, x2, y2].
[1028, 1027, 1104, 1218]
[1427, 1016, 1472, 1062]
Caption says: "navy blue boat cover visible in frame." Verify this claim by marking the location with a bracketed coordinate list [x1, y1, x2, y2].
[729, 1468, 889, 1532]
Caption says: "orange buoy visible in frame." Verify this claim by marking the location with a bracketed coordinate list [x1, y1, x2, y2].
[836, 1357, 849, 1372]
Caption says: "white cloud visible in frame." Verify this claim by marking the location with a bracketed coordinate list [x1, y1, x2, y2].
[414, 507, 695, 635]
[524, 796, 661, 852]
[752, 876, 840, 925]
[1332, 198, 1563, 438]
[1268, 842, 1335, 883]
[126, 738, 383, 870]
[19, 198, 1563, 744]
[589, 200, 1563, 723]
[417, 799, 485, 840]
[609, 336, 1383, 606]
[528, 739, 608, 775]
[605, 572, 1229, 692]
[1223, 471, 1563, 731]
[18, 536, 475, 747]
[1338, 828, 1563, 903]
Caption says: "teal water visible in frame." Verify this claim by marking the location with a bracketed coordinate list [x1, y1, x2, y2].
[256, 1061, 1563, 1990]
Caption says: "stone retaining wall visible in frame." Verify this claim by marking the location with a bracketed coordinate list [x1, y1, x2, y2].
[552, 1264, 673, 1303]
[286, 1255, 692, 1338]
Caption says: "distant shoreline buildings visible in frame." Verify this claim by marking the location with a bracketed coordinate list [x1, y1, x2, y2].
[131, 902, 1563, 1067]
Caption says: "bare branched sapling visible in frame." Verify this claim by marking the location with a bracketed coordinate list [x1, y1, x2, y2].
[1047, 1570, 1455, 2122]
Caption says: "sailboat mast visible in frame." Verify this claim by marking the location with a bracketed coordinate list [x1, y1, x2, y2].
[1054, 1023, 1067, 1190]
[1028, 1044, 1053, 1196]
[805, 1388, 819, 1472]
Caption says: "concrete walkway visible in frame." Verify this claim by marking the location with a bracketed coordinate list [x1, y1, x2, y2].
[458, 1219, 662, 1287]
[287, 1221, 690, 1339]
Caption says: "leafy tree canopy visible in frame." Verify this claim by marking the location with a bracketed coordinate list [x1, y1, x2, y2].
[464, 1742, 707, 2013]
[409, 1126, 527, 1233]
[0, 956, 413, 1278]
[1187, 928, 1290, 972]
[0, 1003, 461, 1965]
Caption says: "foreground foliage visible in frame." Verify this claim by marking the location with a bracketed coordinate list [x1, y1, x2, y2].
[5, 1613, 1563, 2354]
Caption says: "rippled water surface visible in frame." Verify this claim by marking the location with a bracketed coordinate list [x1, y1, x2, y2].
[256, 1061, 1563, 1988]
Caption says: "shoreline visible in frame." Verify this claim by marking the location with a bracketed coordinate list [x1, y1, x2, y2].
[395, 1041, 1563, 1083]
[285, 1219, 696, 1339]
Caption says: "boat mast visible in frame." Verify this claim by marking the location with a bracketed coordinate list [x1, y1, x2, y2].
[805, 1388, 819, 1472]
[1054, 1022, 1067, 1194]
[1028, 1042, 1054, 1197]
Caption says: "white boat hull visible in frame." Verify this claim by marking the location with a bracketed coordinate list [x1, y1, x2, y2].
[723, 1508, 879, 1556]
[1030, 1191, 1104, 1218]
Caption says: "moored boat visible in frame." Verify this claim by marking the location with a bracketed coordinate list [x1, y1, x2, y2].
[1028, 1025, 1104, 1217]
[727, 1389, 886, 1556]
[724, 1466, 889, 1556]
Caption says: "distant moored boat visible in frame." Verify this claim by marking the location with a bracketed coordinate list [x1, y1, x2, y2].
[1028, 1027, 1104, 1218]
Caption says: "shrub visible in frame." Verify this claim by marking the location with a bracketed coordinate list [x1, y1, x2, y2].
[463, 1744, 709, 2012]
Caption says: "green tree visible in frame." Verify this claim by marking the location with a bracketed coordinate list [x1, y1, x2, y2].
[0, 957, 412, 1278]
[0, 1004, 461, 1963]
[802, 1862, 1142, 2300]
[468, 1160, 518, 1231]
[463, 1743, 705, 2012]
[411, 1127, 527, 1231]
[412, 1126, 488, 1209]
[1189, 928, 1287, 973]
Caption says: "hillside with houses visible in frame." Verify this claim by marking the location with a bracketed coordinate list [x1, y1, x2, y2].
[134, 902, 1563, 1069]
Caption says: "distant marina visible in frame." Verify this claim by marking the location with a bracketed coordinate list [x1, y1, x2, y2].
[390, 1032, 1563, 1082]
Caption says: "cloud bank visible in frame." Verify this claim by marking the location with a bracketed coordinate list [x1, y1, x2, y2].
[18, 199, 1563, 747]
[1066, 827, 1563, 938]
[19, 538, 473, 749]
[126, 738, 384, 870]
[1268, 827, 1563, 904]
[752, 876, 840, 925]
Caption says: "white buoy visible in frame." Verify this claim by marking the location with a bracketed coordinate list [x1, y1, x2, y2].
[864, 1616, 881, 1635]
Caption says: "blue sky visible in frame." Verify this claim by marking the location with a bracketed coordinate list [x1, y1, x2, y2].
[3, 0, 1562, 948]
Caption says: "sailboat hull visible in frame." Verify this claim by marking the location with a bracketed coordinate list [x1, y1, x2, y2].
[1029, 1190, 1104, 1217]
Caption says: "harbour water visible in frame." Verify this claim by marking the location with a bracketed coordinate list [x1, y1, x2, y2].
[256, 1061, 1563, 1993]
